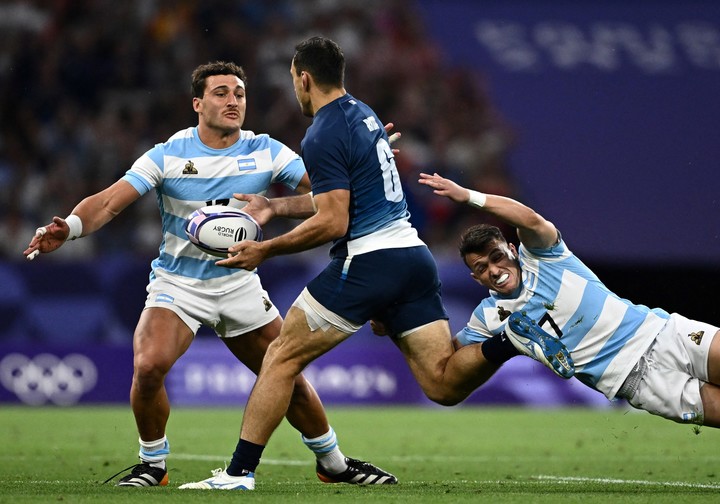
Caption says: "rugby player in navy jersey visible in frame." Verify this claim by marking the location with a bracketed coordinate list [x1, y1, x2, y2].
[24, 60, 396, 489]
[418, 171, 720, 428]
[181, 36, 561, 490]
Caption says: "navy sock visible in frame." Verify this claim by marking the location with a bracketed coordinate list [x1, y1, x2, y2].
[481, 331, 521, 364]
[227, 439, 265, 476]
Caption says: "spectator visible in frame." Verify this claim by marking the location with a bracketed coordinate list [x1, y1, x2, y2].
[3, 0, 516, 261]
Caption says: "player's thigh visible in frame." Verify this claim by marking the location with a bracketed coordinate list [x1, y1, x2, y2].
[700, 382, 720, 427]
[392, 319, 455, 385]
[222, 316, 284, 374]
[265, 305, 351, 372]
[705, 330, 720, 384]
[133, 307, 195, 372]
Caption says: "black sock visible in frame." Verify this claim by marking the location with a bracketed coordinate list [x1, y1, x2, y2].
[481, 331, 521, 364]
[227, 439, 265, 476]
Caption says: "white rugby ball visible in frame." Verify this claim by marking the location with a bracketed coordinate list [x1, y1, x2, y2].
[185, 205, 263, 257]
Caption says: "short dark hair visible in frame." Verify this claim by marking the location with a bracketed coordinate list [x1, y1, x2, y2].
[191, 61, 247, 98]
[292, 36, 345, 89]
[459, 224, 507, 263]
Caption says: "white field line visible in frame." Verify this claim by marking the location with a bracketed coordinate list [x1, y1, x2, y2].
[19, 457, 720, 488]
[170, 455, 720, 490]
[535, 475, 720, 490]
[10, 475, 720, 490]
[13, 477, 720, 490]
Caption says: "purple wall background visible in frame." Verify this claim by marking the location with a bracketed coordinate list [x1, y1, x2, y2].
[417, 0, 720, 265]
[0, 255, 611, 407]
[0, 249, 717, 406]
[0, 340, 610, 408]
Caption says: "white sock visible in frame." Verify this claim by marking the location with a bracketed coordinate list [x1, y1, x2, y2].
[302, 427, 348, 473]
[149, 460, 166, 470]
[139, 436, 169, 468]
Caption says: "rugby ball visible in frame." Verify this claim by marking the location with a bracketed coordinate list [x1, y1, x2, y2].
[185, 205, 263, 257]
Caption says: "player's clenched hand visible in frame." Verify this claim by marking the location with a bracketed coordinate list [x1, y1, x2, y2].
[23, 216, 70, 260]
[216, 240, 268, 271]
[232, 193, 272, 226]
[418, 172, 471, 204]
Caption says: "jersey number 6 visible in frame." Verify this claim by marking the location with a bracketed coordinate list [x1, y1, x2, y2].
[376, 139, 403, 203]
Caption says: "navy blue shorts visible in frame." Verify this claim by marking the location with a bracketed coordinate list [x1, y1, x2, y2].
[306, 246, 448, 335]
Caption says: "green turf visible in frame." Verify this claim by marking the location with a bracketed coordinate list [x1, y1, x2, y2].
[1, 405, 719, 503]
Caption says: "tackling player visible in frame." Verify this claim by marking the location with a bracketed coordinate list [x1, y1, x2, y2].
[419, 171, 720, 427]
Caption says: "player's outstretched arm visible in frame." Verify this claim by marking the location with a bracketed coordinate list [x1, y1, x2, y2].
[418, 172, 469, 203]
[23, 216, 73, 259]
[23, 179, 140, 260]
[418, 172, 557, 249]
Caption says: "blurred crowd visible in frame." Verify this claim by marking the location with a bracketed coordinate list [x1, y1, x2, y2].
[0, 0, 518, 261]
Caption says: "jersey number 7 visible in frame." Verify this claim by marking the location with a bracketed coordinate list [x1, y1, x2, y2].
[539, 312, 564, 338]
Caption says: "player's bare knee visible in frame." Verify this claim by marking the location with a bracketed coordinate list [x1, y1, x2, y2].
[133, 353, 172, 389]
[423, 385, 464, 407]
[266, 332, 316, 372]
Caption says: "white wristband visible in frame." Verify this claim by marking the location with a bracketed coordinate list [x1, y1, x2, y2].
[467, 190, 487, 208]
[65, 214, 83, 241]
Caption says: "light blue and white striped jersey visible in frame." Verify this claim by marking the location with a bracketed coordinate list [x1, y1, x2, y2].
[122, 126, 305, 291]
[456, 237, 670, 399]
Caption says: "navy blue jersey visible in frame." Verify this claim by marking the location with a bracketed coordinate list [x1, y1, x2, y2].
[301, 94, 418, 257]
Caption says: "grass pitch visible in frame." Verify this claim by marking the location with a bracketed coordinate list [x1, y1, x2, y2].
[2, 405, 719, 503]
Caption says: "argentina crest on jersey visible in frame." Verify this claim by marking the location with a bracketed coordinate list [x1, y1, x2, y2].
[237, 158, 257, 171]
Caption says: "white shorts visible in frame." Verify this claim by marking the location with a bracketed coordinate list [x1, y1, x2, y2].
[624, 313, 718, 424]
[292, 288, 363, 334]
[144, 274, 280, 338]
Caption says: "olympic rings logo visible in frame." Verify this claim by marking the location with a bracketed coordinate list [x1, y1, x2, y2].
[0, 353, 98, 405]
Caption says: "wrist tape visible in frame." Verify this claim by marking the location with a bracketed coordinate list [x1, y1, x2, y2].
[65, 214, 83, 241]
[467, 190, 487, 208]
